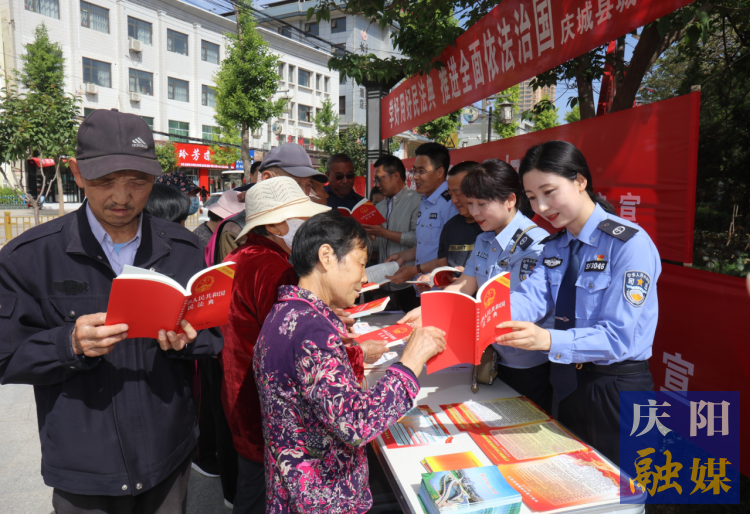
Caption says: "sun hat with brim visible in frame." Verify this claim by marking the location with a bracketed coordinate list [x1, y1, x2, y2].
[208, 189, 245, 219]
[235, 177, 330, 241]
[259, 144, 327, 183]
[76, 108, 162, 180]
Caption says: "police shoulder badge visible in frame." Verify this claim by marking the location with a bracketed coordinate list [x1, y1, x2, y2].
[441, 189, 451, 201]
[519, 258, 537, 281]
[543, 256, 563, 268]
[623, 270, 651, 307]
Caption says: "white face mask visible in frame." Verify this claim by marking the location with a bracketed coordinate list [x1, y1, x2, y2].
[276, 218, 305, 249]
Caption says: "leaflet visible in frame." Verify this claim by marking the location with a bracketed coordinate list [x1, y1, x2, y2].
[441, 397, 550, 432]
[380, 405, 454, 449]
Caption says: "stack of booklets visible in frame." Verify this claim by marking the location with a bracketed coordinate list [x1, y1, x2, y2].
[418, 465, 522, 514]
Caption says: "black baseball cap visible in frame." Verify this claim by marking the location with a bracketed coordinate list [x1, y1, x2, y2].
[259, 144, 327, 183]
[75, 108, 162, 180]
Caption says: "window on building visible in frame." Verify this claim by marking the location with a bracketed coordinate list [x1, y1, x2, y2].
[298, 69, 311, 88]
[128, 16, 152, 45]
[129, 69, 153, 95]
[80, 2, 109, 34]
[202, 85, 216, 108]
[288, 65, 295, 84]
[324, 76, 330, 93]
[316, 107, 321, 119]
[331, 17, 346, 33]
[339, 96, 346, 115]
[298, 104, 312, 123]
[279, 26, 292, 38]
[167, 29, 188, 56]
[340, 74, 347, 85]
[316, 74, 321, 90]
[168, 120, 189, 143]
[141, 117, 154, 130]
[168, 77, 189, 102]
[83, 58, 111, 87]
[202, 125, 220, 141]
[278, 62, 285, 80]
[201, 40, 219, 64]
[305, 22, 318, 36]
[25, 0, 59, 19]
[288, 102, 295, 120]
[359, 99, 365, 109]
[83, 107, 95, 118]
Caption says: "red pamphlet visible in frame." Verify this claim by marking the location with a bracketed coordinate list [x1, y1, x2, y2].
[344, 296, 390, 318]
[421, 273, 511, 373]
[354, 324, 413, 344]
[405, 266, 461, 287]
[105, 263, 236, 338]
[337, 199, 387, 225]
[360, 280, 389, 293]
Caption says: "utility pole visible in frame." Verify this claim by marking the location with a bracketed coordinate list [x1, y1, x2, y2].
[481, 98, 487, 144]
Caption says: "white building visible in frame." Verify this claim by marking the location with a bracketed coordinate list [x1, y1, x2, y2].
[258, 0, 400, 129]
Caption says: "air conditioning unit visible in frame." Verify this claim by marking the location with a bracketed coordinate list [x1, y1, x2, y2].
[128, 39, 143, 52]
[130, 92, 141, 102]
[84, 83, 99, 95]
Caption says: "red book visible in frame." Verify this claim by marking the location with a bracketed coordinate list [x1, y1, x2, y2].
[405, 266, 461, 287]
[421, 273, 511, 374]
[344, 296, 390, 318]
[337, 199, 387, 225]
[105, 263, 236, 338]
[355, 324, 413, 345]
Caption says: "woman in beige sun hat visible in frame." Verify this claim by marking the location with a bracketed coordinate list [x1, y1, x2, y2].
[219, 177, 386, 513]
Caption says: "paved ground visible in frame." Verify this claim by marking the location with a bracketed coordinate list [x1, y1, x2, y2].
[0, 383, 230, 514]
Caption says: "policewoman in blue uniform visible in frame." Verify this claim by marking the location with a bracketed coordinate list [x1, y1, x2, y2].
[399, 160, 554, 412]
[496, 141, 660, 466]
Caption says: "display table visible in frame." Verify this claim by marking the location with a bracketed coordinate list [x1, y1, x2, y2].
[363, 312, 644, 514]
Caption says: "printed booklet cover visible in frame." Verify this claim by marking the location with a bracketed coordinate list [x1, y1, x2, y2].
[337, 199, 387, 225]
[419, 465, 522, 514]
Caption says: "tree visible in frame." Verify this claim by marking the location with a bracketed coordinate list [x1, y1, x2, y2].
[564, 105, 581, 124]
[155, 142, 178, 174]
[208, 126, 242, 169]
[492, 85, 520, 139]
[312, 98, 368, 175]
[530, 97, 560, 132]
[416, 110, 462, 145]
[214, 2, 287, 182]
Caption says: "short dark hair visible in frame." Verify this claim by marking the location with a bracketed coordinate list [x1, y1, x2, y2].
[208, 210, 224, 222]
[326, 153, 354, 174]
[415, 142, 450, 178]
[461, 159, 534, 218]
[250, 224, 269, 236]
[369, 186, 382, 202]
[250, 160, 262, 176]
[519, 141, 616, 215]
[146, 183, 191, 224]
[291, 211, 371, 278]
[448, 160, 479, 177]
[374, 154, 406, 181]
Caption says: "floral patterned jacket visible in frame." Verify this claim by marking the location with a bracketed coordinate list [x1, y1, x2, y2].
[253, 286, 420, 513]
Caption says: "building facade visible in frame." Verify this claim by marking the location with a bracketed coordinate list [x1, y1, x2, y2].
[518, 79, 556, 112]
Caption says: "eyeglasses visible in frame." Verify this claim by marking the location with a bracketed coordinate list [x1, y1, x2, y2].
[411, 166, 443, 177]
[373, 174, 390, 185]
[334, 173, 356, 181]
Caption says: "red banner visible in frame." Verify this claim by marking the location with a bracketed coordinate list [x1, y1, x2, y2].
[651, 264, 750, 477]
[173, 142, 226, 169]
[382, 0, 694, 139]
[401, 92, 700, 263]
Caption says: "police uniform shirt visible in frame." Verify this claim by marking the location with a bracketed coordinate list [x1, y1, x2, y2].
[464, 210, 550, 368]
[437, 214, 483, 268]
[511, 204, 662, 366]
[415, 181, 459, 266]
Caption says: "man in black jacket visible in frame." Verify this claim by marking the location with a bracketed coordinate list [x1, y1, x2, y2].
[0, 109, 223, 513]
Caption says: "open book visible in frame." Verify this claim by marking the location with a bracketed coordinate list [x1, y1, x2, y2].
[421, 273, 511, 373]
[337, 199, 387, 225]
[406, 266, 461, 287]
[105, 263, 236, 338]
[344, 296, 390, 318]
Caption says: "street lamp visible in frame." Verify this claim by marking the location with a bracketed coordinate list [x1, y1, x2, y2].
[499, 100, 514, 125]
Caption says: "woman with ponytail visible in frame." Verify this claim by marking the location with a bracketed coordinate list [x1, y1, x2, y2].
[495, 140, 661, 466]
[399, 159, 554, 412]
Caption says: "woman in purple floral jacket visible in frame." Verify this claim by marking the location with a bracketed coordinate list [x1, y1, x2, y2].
[253, 211, 446, 513]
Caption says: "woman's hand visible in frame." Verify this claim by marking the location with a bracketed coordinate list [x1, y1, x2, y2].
[495, 321, 551, 351]
[384, 252, 405, 267]
[398, 306, 422, 327]
[359, 339, 388, 364]
[386, 265, 417, 285]
[414, 274, 432, 294]
[399, 327, 446, 378]
[333, 308, 356, 328]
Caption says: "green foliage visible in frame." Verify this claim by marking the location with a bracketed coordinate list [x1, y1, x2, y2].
[388, 138, 401, 154]
[209, 126, 242, 167]
[492, 85, 520, 139]
[18, 24, 64, 93]
[337, 124, 367, 176]
[416, 110, 461, 144]
[530, 98, 560, 132]
[693, 229, 749, 277]
[564, 105, 581, 124]
[312, 99, 366, 175]
[155, 142, 178, 174]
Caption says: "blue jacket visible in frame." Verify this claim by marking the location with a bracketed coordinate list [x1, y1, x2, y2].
[0, 206, 223, 496]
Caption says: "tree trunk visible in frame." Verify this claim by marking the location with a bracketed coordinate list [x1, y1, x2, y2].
[241, 122, 252, 183]
[576, 54, 596, 120]
[32, 201, 40, 226]
[56, 162, 65, 216]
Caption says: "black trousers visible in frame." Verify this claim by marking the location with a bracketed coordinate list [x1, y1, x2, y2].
[557, 366, 654, 467]
[195, 360, 218, 472]
[233, 455, 266, 514]
[496, 361, 553, 415]
[205, 356, 240, 504]
[52, 455, 191, 514]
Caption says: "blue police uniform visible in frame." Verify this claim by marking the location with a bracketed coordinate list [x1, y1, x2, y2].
[415, 181, 459, 267]
[463, 210, 553, 411]
[510, 204, 660, 465]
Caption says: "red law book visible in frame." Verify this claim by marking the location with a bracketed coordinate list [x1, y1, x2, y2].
[355, 324, 414, 345]
[105, 263, 236, 338]
[421, 273, 511, 374]
[337, 199, 387, 225]
[344, 296, 390, 318]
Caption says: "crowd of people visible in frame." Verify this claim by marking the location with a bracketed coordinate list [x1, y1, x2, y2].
[0, 108, 661, 514]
